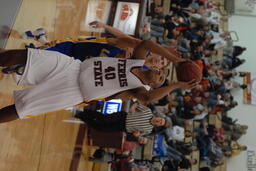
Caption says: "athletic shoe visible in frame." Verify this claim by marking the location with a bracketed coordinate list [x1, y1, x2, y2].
[1, 64, 24, 75]
[33, 28, 48, 43]
[15, 64, 25, 75]
[23, 28, 48, 43]
[2, 66, 16, 74]
[36, 34, 48, 43]
[22, 30, 35, 39]
[33, 28, 46, 36]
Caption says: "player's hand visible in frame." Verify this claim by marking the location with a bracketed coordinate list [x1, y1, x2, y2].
[173, 58, 193, 67]
[165, 46, 182, 58]
[89, 21, 105, 28]
[129, 102, 138, 113]
[133, 131, 140, 137]
[164, 46, 186, 64]
[175, 79, 199, 90]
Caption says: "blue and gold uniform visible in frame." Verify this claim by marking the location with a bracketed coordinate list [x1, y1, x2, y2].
[31, 37, 125, 61]
[27, 37, 150, 70]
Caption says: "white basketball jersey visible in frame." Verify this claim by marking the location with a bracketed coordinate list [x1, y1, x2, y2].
[79, 57, 150, 101]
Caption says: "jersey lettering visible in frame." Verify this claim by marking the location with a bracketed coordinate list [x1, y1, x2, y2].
[104, 66, 116, 80]
[94, 61, 103, 86]
[118, 59, 128, 87]
[93, 59, 128, 87]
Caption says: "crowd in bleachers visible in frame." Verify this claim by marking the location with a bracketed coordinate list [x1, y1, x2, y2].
[133, 0, 249, 170]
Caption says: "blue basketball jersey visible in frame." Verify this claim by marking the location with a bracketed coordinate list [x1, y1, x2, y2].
[29, 37, 125, 61]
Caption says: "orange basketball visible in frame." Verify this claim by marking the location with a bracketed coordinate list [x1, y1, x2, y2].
[176, 61, 202, 82]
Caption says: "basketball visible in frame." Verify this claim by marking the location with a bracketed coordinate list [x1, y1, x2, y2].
[176, 61, 202, 82]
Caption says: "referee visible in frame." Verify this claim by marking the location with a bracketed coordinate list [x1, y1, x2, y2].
[76, 103, 168, 136]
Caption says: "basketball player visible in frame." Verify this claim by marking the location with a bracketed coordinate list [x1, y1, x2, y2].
[0, 40, 198, 123]
[24, 21, 181, 69]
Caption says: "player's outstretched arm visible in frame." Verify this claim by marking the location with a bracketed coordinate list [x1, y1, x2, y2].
[133, 80, 198, 105]
[115, 80, 198, 105]
[107, 37, 141, 49]
[89, 21, 134, 39]
[133, 40, 186, 62]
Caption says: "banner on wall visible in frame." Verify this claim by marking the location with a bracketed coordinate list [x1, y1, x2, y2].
[113, 2, 140, 35]
[84, 0, 112, 32]
[247, 150, 256, 171]
[243, 72, 256, 105]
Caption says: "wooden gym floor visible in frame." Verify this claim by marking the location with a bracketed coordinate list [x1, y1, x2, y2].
[0, 0, 101, 170]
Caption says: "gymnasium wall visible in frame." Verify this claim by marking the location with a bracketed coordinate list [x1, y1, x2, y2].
[0, 0, 22, 48]
[227, 13, 256, 171]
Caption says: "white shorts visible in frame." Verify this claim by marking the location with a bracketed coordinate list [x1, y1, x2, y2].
[14, 48, 84, 119]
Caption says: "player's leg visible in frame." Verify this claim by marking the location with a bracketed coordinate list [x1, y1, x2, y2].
[0, 105, 19, 123]
[0, 49, 27, 67]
